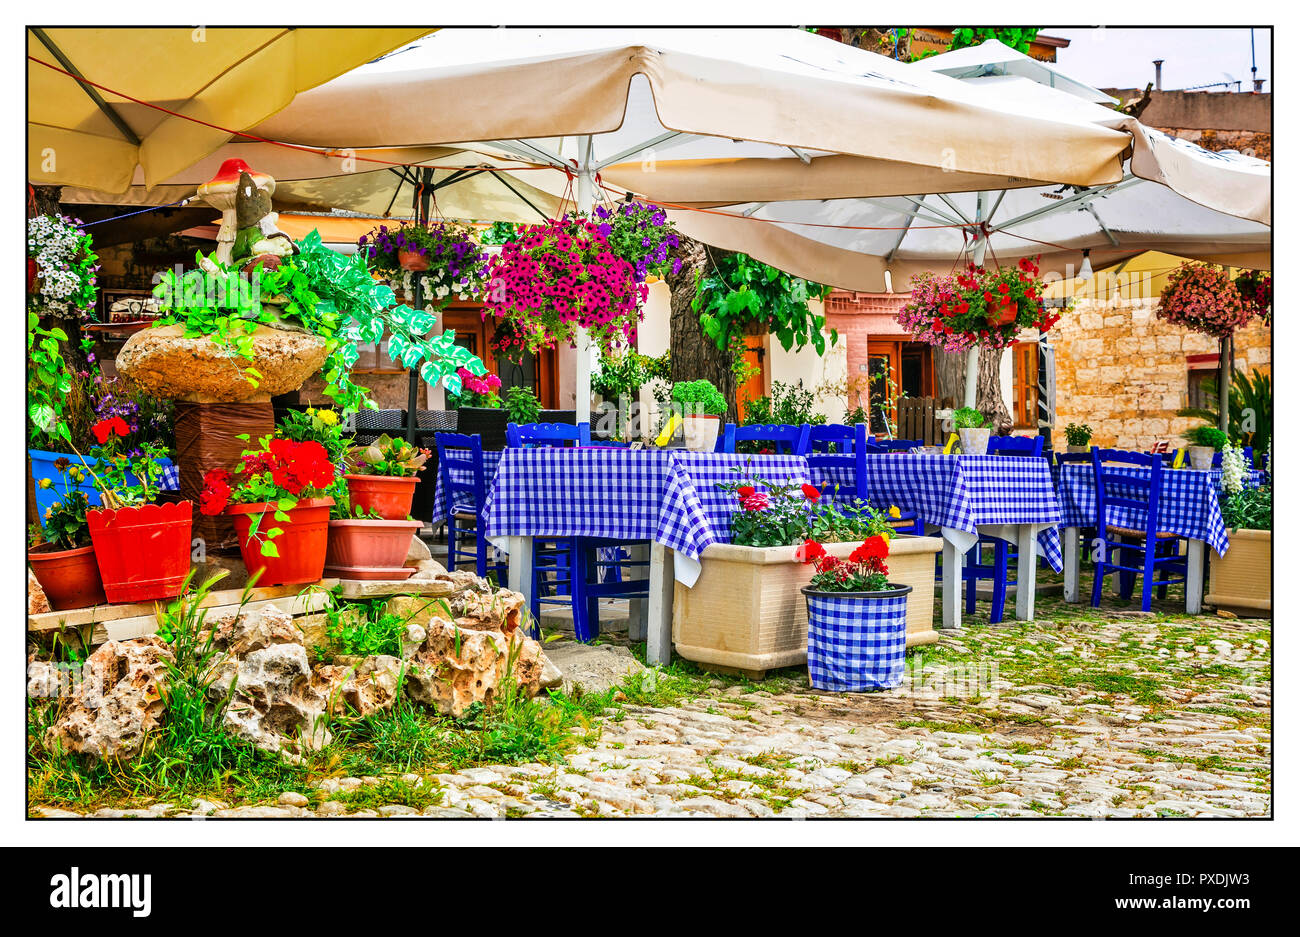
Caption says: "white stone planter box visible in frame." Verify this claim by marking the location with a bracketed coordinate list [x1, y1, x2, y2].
[672, 534, 942, 677]
[1207, 528, 1271, 616]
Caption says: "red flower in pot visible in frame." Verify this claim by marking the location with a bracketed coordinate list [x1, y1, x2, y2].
[28, 474, 106, 611]
[202, 435, 336, 586]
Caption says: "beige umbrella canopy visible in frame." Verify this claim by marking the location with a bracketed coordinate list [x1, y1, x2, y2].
[27, 26, 430, 193]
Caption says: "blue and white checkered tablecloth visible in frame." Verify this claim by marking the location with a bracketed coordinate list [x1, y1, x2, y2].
[810, 453, 1064, 571]
[1054, 464, 1266, 557]
[160, 463, 180, 491]
[479, 450, 812, 586]
[430, 450, 504, 520]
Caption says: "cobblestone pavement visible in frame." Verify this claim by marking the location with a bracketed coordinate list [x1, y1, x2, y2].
[36, 596, 1271, 819]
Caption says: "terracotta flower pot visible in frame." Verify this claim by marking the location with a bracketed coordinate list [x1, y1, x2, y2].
[988, 306, 1018, 326]
[229, 497, 333, 586]
[398, 250, 430, 272]
[28, 543, 107, 610]
[325, 518, 423, 578]
[87, 502, 194, 603]
[344, 474, 419, 520]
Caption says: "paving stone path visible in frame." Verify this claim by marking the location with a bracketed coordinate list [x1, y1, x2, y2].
[36, 598, 1270, 819]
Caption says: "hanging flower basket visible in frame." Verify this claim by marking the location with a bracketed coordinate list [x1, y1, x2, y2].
[897, 256, 1061, 351]
[1156, 262, 1252, 338]
[482, 217, 646, 354]
[1234, 269, 1271, 325]
[27, 213, 99, 319]
[398, 249, 430, 272]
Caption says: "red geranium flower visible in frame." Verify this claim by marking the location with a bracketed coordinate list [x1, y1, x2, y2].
[92, 415, 130, 444]
[794, 538, 826, 563]
[737, 485, 756, 498]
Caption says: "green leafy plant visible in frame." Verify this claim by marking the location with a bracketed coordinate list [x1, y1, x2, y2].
[344, 434, 431, 478]
[26, 313, 73, 446]
[478, 221, 518, 246]
[693, 252, 835, 361]
[1187, 426, 1228, 451]
[741, 380, 826, 428]
[671, 379, 727, 418]
[31, 465, 92, 550]
[1219, 485, 1271, 531]
[504, 386, 542, 425]
[953, 407, 986, 430]
[1064, 422, 1093, 446]
[321, 598, 417, 660]
[1177, 368, 1271, 461]
[718, 466, 888, 548]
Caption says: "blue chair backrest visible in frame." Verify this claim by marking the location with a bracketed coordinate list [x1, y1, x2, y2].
[808, 424, 856, 453]
[718, 422, 812, 455]
[1091, 448, 1162, 539]
[506, 421, 591, 448]
[435, 432, 488, 520]
[866, 436, 922, 453]
[1054, 448, 1093, 465]
[1211, 446, 1253, 468]
[988, 435, 1045, 458]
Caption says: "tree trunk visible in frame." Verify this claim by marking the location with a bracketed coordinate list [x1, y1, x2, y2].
[1218, 335, 1232, 433]
[976, 345, 1013, 433]
[932, 347, 967, 409]
[31, 184, 62, 217]
[666, 237, 740, 422]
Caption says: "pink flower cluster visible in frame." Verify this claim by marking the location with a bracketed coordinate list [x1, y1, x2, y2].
[482, 218, 646, 353]
[456, 367, 501, 396]
[1157, 262, 1253, 338]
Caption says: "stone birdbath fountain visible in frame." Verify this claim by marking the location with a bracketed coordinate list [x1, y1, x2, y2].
[116, 160, 328, 550]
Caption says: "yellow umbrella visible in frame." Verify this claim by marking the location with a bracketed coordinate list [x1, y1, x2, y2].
[1043, 250, 1270, 302]
[27, 26, 431, 193]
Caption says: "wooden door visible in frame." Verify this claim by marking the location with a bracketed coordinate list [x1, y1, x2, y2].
[866, 341, 902, 435]
[736, 339, 766, 421]
[1012, 341, 1039, 429]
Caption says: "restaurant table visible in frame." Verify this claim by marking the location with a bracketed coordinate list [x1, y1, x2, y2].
[479, 449, 813, 665]
[1053, 463, 1267, 613]
[810, 452, 1064, 628]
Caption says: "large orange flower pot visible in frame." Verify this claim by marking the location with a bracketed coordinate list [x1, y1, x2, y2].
[28, 543, 107, 610]
[344, 474, 419, 520]
[87, 502, 193, 603]
[228, 497, 333, 586]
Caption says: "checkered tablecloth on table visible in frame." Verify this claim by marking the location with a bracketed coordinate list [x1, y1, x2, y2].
[809, 453, 1065, 570]
[479, 449, 812, 585]
[160, 463, 180, 491]
[1053, 464, 1266, 557]
[430, 450, 504, 521]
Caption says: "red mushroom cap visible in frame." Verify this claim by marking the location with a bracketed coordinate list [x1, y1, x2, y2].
[210, 158, 255, 183]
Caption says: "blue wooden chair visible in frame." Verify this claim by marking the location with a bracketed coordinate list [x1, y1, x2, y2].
[506, 421, 646, 642]
[808, 424, 856, 453]
[987, 434, 1046, 458]
[852, 422, 924, 534]
[1090, 448, 1188, 611]
[434, 432, 507, 583]
[716, 423, 812, 455]
[866, 436, 923, 452]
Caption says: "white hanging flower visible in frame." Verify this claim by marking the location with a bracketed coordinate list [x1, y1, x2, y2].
[1220, 443, 1246, 494]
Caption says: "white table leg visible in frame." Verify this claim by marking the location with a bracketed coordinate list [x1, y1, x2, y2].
[647, 543, 674, 666]
[1186, 539, 1205, 614]
[628, 542, 649, 642]
[940, 538, 961, 629]
[506, 536, 535, 618]
[1062, 526, 1081, 604]
[1015, 525, 1037, 621]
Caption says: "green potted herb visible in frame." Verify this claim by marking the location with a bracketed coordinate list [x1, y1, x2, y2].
[1064, 422, 1093, 453]
[671, 379, 728, 451]
[1186, 426, 1228, 471]
[342, 434, 430, 520]
[28, 464, 106, 611]
[503, 386, 542, 425]
[953, 407, 990, 455]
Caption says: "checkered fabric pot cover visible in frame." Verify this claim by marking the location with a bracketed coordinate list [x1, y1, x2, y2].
[802, 585, 911, 692]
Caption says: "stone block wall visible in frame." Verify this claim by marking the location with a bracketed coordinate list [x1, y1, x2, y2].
[1052, 296, 1270, 450]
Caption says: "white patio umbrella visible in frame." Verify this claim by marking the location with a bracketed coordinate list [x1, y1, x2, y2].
[243, 27, 1135, 409]
[662, 41, 1270, 405]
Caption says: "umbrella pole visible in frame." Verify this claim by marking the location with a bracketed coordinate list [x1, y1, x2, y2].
[575, 135, 595, 418]
[964, 212, 989, 410]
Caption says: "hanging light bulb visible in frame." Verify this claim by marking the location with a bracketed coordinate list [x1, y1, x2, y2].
[1079, 249, 1094, 282]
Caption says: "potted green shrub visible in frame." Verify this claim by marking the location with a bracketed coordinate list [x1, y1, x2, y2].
[342, 434, 430, 520]
[1064, 422, 1093, 453]
[953, 407, 990, 455]
[672, 469, 940, 677]
[1186, 426, 1228, 471]
[671, 379, 727, 451]
[28, 464, 106, 611]
[798, 532, 911, 691]
[1207, 446, 1270, 616]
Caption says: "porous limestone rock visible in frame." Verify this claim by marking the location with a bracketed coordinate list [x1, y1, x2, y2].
[44, 637, 174, 759]
[116, 323, 328, 402]
[316, 654, 406, 718]
[28, 569, 51, 615]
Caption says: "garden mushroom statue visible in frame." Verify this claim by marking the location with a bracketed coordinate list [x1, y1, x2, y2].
[198, 159, 276, 265]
